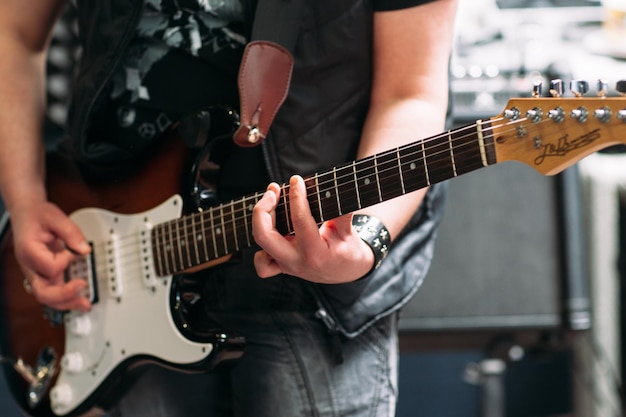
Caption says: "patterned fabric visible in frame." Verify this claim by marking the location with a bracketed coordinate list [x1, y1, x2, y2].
[94, 0, 246, 146]
[95, 0, 436, 145]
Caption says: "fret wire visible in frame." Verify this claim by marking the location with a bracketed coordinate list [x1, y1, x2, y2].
[427, 134, 456, 184]
[448, 130, 458, 177]
[219, 205, 227, 255]
[165, 221, 175, 275]
[200, 211, 209, 263]
[420, 139, 431, 186]
[373, 151, 401, 202]
[191, 213, 200, 265]
[209, 208, 218, 259]
[374, 156, 382, 203]
[304, 176, 322, 224]
[183, 217, 192, 269]
[280, 184, 292, 234]
[477, 120, 488, 167]
[153, 226, 164, 276]
[352, 161, 362, 209]
[230, 201, 239, 251]
[315, 174, 324, 222]
[396, 149, 406, 195]
[176, 219, 186, 270]
[333, 167, 342, 216]
[243, 198, 252, 248]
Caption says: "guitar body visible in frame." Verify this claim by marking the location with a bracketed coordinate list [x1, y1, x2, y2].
[0, 110, 245, 417]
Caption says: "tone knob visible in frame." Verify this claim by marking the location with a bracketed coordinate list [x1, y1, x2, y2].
[61, 352, 84, 373]
[50, 383, 73, 407]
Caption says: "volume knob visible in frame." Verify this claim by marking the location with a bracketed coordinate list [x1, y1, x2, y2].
[68, 314, 92, 336]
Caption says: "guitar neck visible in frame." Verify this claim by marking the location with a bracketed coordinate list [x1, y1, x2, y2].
[151, 120, 496, 276]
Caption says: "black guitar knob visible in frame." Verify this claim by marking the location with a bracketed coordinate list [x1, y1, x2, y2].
[616, 80, 626, 96]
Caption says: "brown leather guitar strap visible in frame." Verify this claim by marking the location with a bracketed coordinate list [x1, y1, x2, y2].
[232, 0, 303, 147]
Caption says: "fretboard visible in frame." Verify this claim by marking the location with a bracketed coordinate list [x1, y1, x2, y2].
[151, 120, 496, 276]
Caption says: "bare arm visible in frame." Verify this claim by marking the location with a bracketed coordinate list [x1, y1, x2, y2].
[355, 0, 458, 237]
[253, 0, 458, 282]
[0, 0, 92, 311]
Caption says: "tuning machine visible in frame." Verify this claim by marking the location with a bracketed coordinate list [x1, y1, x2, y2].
[597, 79, 609, 97]
[616, 80, 626, 121]
[549, 79, 564, 98]
[570, 80, 589, 97]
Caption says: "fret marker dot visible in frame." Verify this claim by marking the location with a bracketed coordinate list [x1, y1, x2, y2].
[364, 178, 370, 186]
[325, 191, 331, 199]
[410, 162, 417, 170]
[197, 234, 203, 241]
[216, 227, 222, 235]
[166, 245, 171, 251]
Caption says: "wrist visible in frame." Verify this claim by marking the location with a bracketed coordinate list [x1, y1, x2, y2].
[351, 214, 391, 275]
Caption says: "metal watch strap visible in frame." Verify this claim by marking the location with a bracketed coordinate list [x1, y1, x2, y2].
[352, 214, 391, 273]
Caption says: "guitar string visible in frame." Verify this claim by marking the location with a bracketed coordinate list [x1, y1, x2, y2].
[87, 114, 559, 274]
[84, 114, 589, 276]
[82, 119, 505, 276]
[96, 116, 512, 270]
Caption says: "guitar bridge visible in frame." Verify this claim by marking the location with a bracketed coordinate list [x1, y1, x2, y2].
[66, 242, 98, 305]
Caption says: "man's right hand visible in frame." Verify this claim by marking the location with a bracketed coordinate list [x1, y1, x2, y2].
[10, 200, 92, 312]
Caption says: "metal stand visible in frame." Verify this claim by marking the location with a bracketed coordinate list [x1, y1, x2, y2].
[464, 342, 525, 417]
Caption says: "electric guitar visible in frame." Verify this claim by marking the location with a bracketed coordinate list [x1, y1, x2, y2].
[1, 94, 626, 417]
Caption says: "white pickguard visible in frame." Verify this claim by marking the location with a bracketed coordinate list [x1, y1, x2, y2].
[49, 195, 213, 416]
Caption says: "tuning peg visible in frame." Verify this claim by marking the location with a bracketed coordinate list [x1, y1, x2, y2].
[532, 81, 543, 98]
[549, 79, 564, 97]
[617, 80, 626, 96]
[570, 80, 589, 97]
[597, 79, 609, 97]
[594, 107, 612, 123]
[616, 81, 626, 121]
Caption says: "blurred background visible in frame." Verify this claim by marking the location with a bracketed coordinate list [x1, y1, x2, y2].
[1, 0, 626, 416]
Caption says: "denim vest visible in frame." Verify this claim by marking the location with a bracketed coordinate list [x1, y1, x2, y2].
[67, 0, 448, 336]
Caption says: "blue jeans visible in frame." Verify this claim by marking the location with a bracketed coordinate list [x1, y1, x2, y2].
[107, 259, 399, 417]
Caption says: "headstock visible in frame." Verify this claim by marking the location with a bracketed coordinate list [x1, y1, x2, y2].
[490, 79, 626, 176]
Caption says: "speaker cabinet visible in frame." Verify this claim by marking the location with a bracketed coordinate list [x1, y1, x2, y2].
[399, 161, 590, 333]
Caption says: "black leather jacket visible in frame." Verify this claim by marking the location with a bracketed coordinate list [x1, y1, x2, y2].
[68, 0, 448, 337]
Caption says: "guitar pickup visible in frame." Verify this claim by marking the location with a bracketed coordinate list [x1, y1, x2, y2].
[66, 242, 98, 304]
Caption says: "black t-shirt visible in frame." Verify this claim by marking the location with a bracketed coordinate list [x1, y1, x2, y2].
[89, 0, 436, 199]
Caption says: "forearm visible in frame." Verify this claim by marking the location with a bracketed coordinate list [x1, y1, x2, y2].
[355, 98, 448, 239]
[356, 0, 457, 240]
[0, 46, 49, 211]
